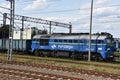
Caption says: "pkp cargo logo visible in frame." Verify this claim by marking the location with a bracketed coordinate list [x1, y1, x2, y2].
[51, 45, 56, 49]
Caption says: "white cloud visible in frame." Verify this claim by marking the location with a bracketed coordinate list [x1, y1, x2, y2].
[96, 0, 112, 5]
[24, 0, 47, 11]
[79, 0, 116, 17]
[22, 0, 119, 37]
[44, 16, 91, 33]
[94, 7, 119, 16]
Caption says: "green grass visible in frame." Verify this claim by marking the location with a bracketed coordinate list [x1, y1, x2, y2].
[0, 53, 120, 74]
[114, 51, 120, 61]
[114, 51, 120, 56]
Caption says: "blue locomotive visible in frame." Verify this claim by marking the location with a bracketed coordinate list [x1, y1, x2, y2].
[31, 32, 115, 61]
[114, 38, 120, 52]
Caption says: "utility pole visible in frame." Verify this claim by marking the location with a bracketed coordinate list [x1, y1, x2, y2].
[69, 22, 72, 33]
[21, 16, 24, 51]
[3, 13, 7, 51]
[7, 0, 15, 61]
[88, 0, 93, 61]
[49, 21, 51, 34]
[3, 13, 7, 26]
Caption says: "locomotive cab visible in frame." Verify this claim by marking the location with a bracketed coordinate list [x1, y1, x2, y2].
[31, 34, 51, 56]
[106, 38, 114, 60]
[97, 35, 114, 61]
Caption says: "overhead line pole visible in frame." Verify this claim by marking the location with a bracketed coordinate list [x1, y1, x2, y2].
[3, 13, 7, 51]
[69, 22, 72, 33]
[49, 21, 52, 34]
[0, 5, 11, 10]
[7, 0, 15, 61]
[21, 16, 24, 52]
[88, 0, 93, 61]
[3, 13, 7, 26]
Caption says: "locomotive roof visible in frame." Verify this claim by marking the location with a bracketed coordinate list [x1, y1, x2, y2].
[50, 34, 99, 40]
[33, 33, 111, 40]
[33, 34, 51, 39]
[98, 35, 108, 39]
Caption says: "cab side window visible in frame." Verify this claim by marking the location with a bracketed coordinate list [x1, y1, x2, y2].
[40, 39, 49, 45]
[98, 40, 103, 44]
[74, 40, 78, 43]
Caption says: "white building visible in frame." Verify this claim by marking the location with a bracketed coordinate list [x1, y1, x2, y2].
[13, 27, 39, 40]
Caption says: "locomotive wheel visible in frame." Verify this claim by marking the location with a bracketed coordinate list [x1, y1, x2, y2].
[34, 50, 40, 56]
[94, 54, 99, 61]
[93, 54, 103, 61]
[71, 53, 76, 60]
[94, 56, 98, 61]
[98, 55, 103, 61]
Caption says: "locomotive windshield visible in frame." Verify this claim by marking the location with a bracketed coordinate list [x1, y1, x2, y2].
[40, 39, 49, 45]
[32, 38, 39, 43]
[106, 39, 112, 46]
[98, 40, 104, 44]
[107, 39, 111, 43]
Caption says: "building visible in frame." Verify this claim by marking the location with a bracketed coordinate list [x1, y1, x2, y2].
[13, 27, 39, 40]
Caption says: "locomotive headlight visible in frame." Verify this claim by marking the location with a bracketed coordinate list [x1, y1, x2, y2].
[98, 48, 102, 50]
[107, 48, 110, 51]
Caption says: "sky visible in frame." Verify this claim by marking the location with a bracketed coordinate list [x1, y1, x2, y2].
[0, 0, 120, 37]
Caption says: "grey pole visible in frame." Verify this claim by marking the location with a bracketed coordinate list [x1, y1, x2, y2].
[3, 13, 7, 51]
[69, 22, 72, 33]
[3, 13, 7, 26]
[7, 0, 15, 61]
[21, 16, 24, 52]
[88, 0, 93, 61]
[49, 21, 51, 34]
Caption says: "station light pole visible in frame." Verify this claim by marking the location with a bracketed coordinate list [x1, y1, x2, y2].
[88, 0, 93, 61]
[7, 0, 15, 61]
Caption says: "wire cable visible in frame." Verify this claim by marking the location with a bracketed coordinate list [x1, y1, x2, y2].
[0, 12, 3, 15]
[21, 5, 120, 14]
[0, 5, 11, 10]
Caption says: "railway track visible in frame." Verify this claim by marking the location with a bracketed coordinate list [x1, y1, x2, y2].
[0, 60, 120, 80]
[0, 66, 83, 80]
[4, 54, 120, 69]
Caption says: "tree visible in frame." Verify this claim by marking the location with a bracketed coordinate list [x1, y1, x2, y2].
[31, 30, 36, 38]
[0, 25, 9, 38]
[31, 29, 48, 38]
[40, 29, 48, 34]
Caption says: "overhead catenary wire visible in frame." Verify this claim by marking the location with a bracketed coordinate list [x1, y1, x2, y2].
[76, 28, 115, 30]
[0, 5, 11, 10]
[74, 20, 120, 24]
[0, 0, 119, 15]
[15, 0, 61, 4]
[0, 12, 3, 15]
[21, 5, 120, 14]
[10, 1, 120, 38]
[2, 12, 119, 26]
[1, 1, 119, 29]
